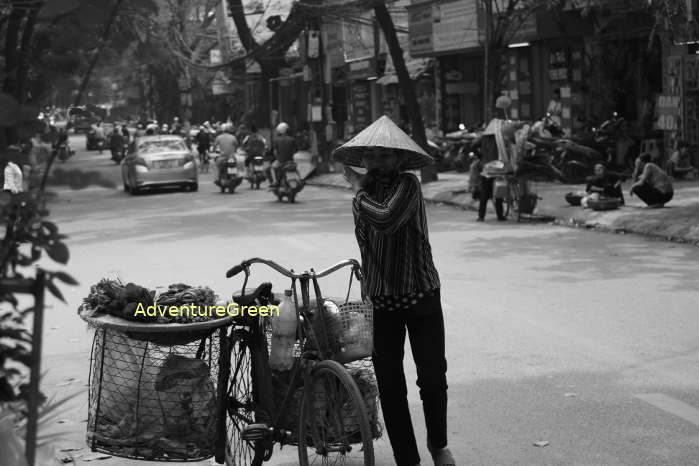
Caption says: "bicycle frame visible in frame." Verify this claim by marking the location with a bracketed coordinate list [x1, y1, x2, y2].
[225, 258, 365, 448]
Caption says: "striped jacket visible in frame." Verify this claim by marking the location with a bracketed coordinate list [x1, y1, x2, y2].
[352, 172, 440, 297]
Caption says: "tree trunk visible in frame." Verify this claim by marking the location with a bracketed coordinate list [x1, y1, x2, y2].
[227, 0, 257, 51]
[73, 0, 125, 107]
[373, 0, 437, 182]
[2, 4, 26, 147]
[17, 3, 41, 103]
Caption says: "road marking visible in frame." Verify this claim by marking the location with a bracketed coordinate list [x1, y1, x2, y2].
[635, 393, 699, 427]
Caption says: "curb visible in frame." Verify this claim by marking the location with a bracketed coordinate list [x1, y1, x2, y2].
[307, 180, 476, 210]
[307, 179, 699, 246]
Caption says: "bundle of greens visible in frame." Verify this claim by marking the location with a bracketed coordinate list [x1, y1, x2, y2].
[82, 280, 220, 324]
[83, 278, 156, 321]
[154, 283, 218, 323]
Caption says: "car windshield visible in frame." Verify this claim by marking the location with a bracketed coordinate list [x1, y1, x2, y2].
[138, 139, 186, 153]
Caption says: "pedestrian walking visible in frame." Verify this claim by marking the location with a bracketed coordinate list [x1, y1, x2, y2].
[334, 115, 455, 466]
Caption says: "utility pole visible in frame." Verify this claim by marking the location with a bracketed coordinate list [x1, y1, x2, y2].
[483, 0, 492, 122]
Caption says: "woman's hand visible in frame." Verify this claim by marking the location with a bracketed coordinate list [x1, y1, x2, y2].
[343, 165, 364, 191]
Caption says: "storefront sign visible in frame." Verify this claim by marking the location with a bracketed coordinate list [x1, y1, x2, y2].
[408, 2, 433, 56]
[351, 81, 371, 131]
[348, 58, 375, 80]
[343, 12, 375, 62]
[548, 48, 569, 81]
[323, 21, 345, 69]
[655, 95, 681, 131]
[432, 0, 480, 53]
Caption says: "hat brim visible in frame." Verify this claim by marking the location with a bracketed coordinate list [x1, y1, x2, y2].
[333, 145, 435, 170]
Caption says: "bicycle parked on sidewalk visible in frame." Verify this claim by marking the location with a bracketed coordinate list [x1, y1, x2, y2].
[219, 257, 377, 466]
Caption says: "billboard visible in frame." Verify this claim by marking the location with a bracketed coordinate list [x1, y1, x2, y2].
[408, 0, 482, 56]
[432, 0, 480, 53]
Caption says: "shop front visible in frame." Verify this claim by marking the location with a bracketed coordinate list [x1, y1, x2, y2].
[346, 57, 380, 136]
[408, 0, 484, 133]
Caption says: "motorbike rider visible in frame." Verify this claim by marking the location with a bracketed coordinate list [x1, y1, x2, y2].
[270, 122, 296, 187]
[92, 121, 105, 154]
[242, 124, 268, 177]
[171, 117, 182, 136]
[195, 125, 211, 165]
[121, 124, 131, 144]
[109, 127, 125, 160]
[214, 124, 239, 185]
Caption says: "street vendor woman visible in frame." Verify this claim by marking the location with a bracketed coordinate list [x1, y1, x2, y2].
[334, 115, 454, 466]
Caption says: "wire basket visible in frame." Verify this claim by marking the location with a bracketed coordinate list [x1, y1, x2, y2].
[270, 357, 382, 445]
[86, 326, 224, 461]
[304, 298, 374, 365]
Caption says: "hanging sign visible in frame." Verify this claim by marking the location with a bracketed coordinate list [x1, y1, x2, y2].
[655, 95, 681, 131]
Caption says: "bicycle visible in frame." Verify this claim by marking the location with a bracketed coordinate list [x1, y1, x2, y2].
[217, 257, 376, 466]
[503, 174, 539, 222]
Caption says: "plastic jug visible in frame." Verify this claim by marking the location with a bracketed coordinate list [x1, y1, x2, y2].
[270, 289, 297, 371]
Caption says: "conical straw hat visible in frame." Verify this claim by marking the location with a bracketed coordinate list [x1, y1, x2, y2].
[332, 115, 434, 170]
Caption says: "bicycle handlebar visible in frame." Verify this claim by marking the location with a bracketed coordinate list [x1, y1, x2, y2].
[226, 258, 363, 280]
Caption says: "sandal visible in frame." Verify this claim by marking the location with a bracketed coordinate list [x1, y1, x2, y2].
[431, 448, 455, 466]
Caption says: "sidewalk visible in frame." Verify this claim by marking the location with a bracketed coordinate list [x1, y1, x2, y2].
[307, 171, 699, 245]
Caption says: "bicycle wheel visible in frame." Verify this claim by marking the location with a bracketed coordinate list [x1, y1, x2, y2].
[298, 360, 374, 466]
[225, 330, 266, 466]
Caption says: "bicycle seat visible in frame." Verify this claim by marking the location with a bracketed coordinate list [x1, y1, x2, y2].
[232, 282, 275, 307]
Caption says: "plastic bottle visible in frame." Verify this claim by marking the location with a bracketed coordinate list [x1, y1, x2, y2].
[269, 289, 297, 371]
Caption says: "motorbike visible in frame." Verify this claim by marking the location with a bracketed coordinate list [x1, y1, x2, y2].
[594, 112, 640, 171]
[54, 135, 73, 162]
[216, 155, 244, 193]
[436, 123, 482, 172]
[271, 161, 304, 203]
[111, 144, 126, 164]
[248, 154, 266, 189]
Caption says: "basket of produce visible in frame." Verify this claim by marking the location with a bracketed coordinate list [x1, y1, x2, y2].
[81, 279, 229, 346]
[587, 197, 622, 211]
[80, 279, 234, 462]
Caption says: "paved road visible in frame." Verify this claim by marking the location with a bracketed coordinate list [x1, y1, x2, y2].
[38, 135, 699, 465]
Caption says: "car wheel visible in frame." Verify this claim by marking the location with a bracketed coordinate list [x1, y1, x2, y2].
[190, 182, 198, 192]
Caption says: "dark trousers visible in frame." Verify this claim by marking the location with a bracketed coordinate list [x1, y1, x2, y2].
[372, 290, 448, 466]
[478, 176, 504, 220]
[634, 184, 673, 206]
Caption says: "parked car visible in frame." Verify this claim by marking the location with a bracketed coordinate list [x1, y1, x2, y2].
[121, 135, 198, 194]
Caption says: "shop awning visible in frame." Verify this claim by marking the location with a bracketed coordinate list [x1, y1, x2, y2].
[376, 57, 433, 85]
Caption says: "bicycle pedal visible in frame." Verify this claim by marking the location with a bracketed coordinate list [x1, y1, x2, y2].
[240, 423, 269, 441]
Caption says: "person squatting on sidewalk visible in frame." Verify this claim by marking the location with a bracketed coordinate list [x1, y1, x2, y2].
[630, 153, 674, 207]
[335, 115, 455, 466]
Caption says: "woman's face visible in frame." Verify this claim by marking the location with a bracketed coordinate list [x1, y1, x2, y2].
[362, 149, 401, 175]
